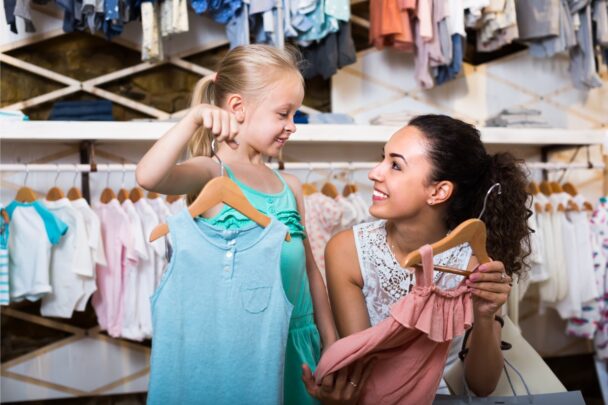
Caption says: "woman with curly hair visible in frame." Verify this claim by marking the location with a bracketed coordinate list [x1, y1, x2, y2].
[302, 114, 532, 403]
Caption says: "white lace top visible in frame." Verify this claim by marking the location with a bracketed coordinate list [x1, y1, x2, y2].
[353, 220, 473, 393]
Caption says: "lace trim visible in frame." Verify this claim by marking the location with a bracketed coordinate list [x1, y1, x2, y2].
[355, 220, 473, 326]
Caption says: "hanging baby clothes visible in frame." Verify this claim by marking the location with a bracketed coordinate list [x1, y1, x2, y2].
[41, 198, 94, 318]
[566, 194, 600, 338]
[6, 201, 68, 302]
[71, 198, 105, 311]
[93, 199, 136, 337]
[120, 199, 149, 341]
[0, 204, 9, 306]
[147, 197, 172, 285]
[303, 192, 342, 279]
[314, 244, 473, 405]
[147, 209, 291, 404]
[168, 198, 186, 215]
[133, 198, 164, 338]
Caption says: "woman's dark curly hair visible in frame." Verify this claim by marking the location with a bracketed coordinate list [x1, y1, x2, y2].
[408, 114, 531, 278]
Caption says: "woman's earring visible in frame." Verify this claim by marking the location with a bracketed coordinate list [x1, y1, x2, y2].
[428, 200, 434, 206]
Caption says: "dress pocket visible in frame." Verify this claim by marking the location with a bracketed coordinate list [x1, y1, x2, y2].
[240, 285, 272, 313]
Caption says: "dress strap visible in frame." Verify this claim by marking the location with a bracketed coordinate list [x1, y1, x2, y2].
[416, 244, 434, 287]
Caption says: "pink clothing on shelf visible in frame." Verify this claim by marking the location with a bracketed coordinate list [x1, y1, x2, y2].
[92, 200, 137, 337]
[314, 245, 473, 405]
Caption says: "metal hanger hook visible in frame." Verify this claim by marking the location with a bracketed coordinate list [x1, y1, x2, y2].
[24, 164, 30, 186]
[121, 164, 127, 188]
[54, 164, 61, 186]
[477, 182, 502, 219]
[211, 139, 224, 177]
[304, 162, 314, 184]
[72, 164, 79, 187]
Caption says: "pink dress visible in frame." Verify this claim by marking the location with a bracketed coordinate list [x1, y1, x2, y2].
[314, 245, 473, 405]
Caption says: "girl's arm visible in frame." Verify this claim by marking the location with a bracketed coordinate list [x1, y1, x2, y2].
[283, 173, 337, 347]
[463, 260, 511, 396]
[302, 229, 375, 404]
[136, 104, 239, 195]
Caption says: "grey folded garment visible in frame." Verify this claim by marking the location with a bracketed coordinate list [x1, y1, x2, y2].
[369, 112, 421, 126]
[486, 108, 551, 127]
[308, 113, 355, 124]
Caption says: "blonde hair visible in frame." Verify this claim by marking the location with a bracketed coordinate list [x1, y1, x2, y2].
[187, 44, 304, 160]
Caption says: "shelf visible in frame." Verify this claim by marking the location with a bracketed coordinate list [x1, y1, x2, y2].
[1, 120, 607, 147]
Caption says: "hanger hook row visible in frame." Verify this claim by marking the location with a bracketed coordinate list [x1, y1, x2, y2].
[477, 182, 502, 219]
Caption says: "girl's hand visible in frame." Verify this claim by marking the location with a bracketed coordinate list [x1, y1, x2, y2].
[191, 104, 241, 149]
[466, 260, 511, 320]
[301, 359, 375, 405]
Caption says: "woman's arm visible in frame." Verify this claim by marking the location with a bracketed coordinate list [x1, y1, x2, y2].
[283, 173, 337, 347]
[135, 104, 239, 195]
[463, 260, 512, 396]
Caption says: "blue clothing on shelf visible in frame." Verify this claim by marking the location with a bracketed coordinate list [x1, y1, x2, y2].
[147, 209, 292, 405]
[49, 100, 114, 121]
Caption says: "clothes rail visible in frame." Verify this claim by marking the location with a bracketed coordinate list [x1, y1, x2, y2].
[0, 162, 379, 172]
[0, 164, 138, 172]
[525, 162, 605, 170]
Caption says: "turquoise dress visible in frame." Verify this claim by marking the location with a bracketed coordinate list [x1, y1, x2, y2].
[200, 166, 321, 405]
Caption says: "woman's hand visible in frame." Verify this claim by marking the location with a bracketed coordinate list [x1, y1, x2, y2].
[301, 359, 375, 405]
[191, 104, 241, 149]
[466, 260, 511, 320]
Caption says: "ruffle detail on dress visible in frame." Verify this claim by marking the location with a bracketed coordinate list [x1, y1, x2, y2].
[201, 211, 252, 229]
[390, 284, 473, 343]
[276, 210, 306, 239]
[203, 209, 306, 238]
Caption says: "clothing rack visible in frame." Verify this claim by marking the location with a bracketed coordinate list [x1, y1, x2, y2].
[0, 162, 378, 172]
[2, 161, 604, 173]
[526, 162, 606, 170]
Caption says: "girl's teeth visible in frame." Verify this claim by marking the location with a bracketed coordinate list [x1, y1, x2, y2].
[373, 190, 388, 199]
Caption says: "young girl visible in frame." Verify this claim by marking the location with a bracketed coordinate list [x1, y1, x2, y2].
[136, 45, 336, 404]
[302, 115, 531, 403]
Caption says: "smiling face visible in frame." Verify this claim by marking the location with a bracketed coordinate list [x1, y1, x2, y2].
[368, 126, 440, 220]
[239, 72, 304, 157]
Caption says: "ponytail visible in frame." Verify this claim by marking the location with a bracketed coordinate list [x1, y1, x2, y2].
[187, 75, 216, 160]
[408, 114, 532, 278]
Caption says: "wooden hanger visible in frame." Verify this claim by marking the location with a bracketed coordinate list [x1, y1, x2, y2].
[117, 188, 129, 203]
[46, 167, 65, 201]
[321, 182, 338, 199]
[147, 191, 160, 199]
[302, 165, 318, 196]
[46, 186, 64, 201]
[67, 167, 82, 200]
[1, 208, 9, 224]
[342, 183, 357, 197]
[527, 182, 544, 213]
[549, 182, 567, 212]
[150, 143, 290, 242]
[15, 167, 37, 203]
[15, 186, 37, 203]
[402, 219, 490, 277]
[100, 172, 116, 203]
[149, 176, 291, 242]
[130, 187, 145, 203]
[538, 181, 553, 212]
[563, 182, 593, 211]
[166, 194, 183, 204]
[67, 187, 82, 201]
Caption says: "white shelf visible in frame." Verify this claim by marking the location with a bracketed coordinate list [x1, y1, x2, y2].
[1, 120, 607, 146]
